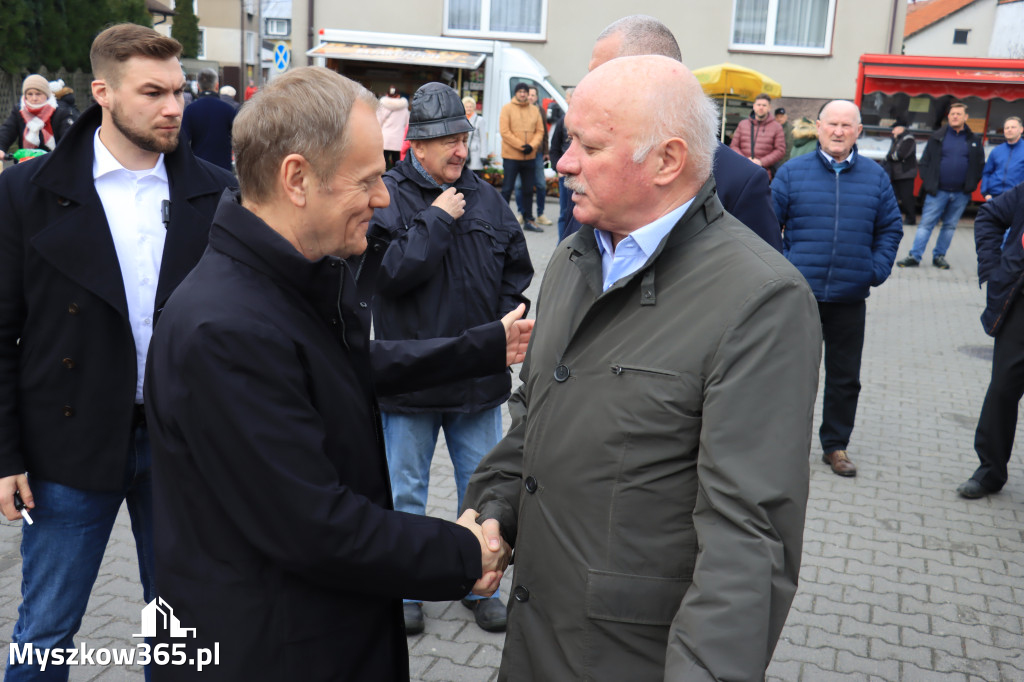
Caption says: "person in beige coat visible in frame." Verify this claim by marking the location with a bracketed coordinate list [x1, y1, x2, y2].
[499, 82, 544, 231]
[464, 56, 822, 681]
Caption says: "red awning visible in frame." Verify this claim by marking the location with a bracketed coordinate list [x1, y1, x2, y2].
[861, 60, 1024, 101]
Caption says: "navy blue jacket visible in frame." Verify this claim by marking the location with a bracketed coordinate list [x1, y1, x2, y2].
[181, 92, 236, 171]
[368, 158, 533, 413]
[981, 140, 1024, 198]
[918, 125, 984, 196]
[772, 147, 903, 303]
[564, 141, 783, 251]
[976, 182, 1024, 336]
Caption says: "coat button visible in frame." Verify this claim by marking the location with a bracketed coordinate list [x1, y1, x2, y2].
[524, 476, 538, 493]
[331, 318, 339, 325]
[63, 405, 74, 417]
[62, 357, 75, 369]
[553, 364, 570, 382]
[67, 303, 80, 315]
[513, 585, 530, 602]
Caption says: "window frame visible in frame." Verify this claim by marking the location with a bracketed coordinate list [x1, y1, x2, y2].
[729, 0, 837, 56]
[442, 0, 548, 41]
[953, 28, 970, 45]
[265, 18, 290, 37]
[196, 27, 206, 60]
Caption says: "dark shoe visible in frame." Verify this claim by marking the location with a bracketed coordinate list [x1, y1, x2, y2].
[933, 255, 950, 269]
[822, 449, 857, 477]
[461, 597, 507, 632]
[403, 602, 424, 635]
[905, 219, 916, 226]
[956, 479, 993, 499]
[896, 256, 919, 268]
[523, 221, 544, 233]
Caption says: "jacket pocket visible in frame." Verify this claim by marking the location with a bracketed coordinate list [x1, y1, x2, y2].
[584, 569, 689, 625]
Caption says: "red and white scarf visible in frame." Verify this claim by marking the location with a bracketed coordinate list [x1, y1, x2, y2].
[20, 96, 57, 150]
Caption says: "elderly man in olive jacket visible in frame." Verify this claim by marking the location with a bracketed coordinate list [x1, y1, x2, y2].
[464, 56, 821, 681]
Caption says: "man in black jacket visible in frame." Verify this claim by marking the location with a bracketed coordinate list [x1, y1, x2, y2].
[897, 102, 984, 269]
[146, 68, 515, 680]
[180, 68, 237, 171]
[0, 24, 237, 680]
[957, 182, 1024, 498]
[368, 82, 533, 635]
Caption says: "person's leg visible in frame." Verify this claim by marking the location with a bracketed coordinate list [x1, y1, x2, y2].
[500, 158, 518, 206]
[514, 173, 525, 218]
[557, 177, 571, 241]
[124, 425, 157, 682]
[534, 155, 547, 220]
[6, 480, 124, 682]
[518, 160, 535, 222]
[894, 179, 916, 224]
[971, 296, 1024, 492]
[908, 192, 948, 261]
[818, 301, 867, 454]
[932, 191, 971, 258]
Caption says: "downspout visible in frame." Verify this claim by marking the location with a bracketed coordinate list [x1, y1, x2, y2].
[887, 0, 901, 54]
[308, 0, 315, 53]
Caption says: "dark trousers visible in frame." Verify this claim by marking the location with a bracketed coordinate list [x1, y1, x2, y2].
[818, 300, 866, 452]
[972, 292, 1024, 491]
[892, 178, 916, 224]
[501, 158, 535, 221]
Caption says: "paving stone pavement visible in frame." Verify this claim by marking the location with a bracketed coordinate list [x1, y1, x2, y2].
[2, 211, 1023, 681]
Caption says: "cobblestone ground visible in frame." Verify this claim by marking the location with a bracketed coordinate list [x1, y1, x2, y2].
[2, 209, 1023, 681]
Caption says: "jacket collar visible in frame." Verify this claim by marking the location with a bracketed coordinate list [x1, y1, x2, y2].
[813, 144, 860, 173]
[390, 157, 480, 193]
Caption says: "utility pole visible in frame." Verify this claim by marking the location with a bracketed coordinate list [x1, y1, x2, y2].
[240, 0, 246, 93]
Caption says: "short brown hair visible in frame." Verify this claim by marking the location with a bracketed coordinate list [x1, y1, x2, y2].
[948, 102, 968, 114]
[90, 24, 182, 87]
[755, 93, 772, 104]
[232, 67, 378, 204]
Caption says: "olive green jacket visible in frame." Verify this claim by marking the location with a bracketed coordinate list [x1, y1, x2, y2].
[464, 180, 822, 681]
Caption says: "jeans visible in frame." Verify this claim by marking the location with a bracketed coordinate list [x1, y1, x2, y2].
[818, 301, 866, 453]
[972, 293, 1024, 492]
[516, 156, 546, 218]
[909, 190, 971, 261]
[382, 408, 503, 604]
[6, 425, 156, 682]
[557, 177, 573, 242]
[501, 158, 535, 222]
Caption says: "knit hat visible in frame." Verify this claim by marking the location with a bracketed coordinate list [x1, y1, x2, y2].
[22, 74, 51, 97]
[220, 85, 237, 98]
[406, 82, 474, 140]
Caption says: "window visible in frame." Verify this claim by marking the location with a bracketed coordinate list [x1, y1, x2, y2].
[953, 29, 970, 45]
[197, 27, 206, 60]
[266, 18, 290, 36]
[246, 31, 257, 64]
[731, 0, 837, 55]
[444, 0, 547, 40]
[244, 0, 254, 15]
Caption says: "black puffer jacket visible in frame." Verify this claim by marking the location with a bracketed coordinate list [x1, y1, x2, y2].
[918, 125, 984, 196]
[367, 158, 533, 413]
[0, 104, 76, 153]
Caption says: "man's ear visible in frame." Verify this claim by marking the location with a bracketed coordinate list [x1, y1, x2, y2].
[91, 79, 110, 108]
[279, 153, 311, 208]
[651, 137, 687, 187]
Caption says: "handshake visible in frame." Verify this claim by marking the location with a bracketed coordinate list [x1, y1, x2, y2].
[457, 509, 510, 596]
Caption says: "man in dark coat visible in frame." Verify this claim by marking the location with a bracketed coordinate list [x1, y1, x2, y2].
[896, 102, 984, 269]
[772, 100, 903, 477]
[957, 181, 1024, 498]
[0, 24, 237, 680]
[563, 15, 783, 252]
[180, 68, 237, 171]
[882, 120, 919, 225]
[145, 67, 515, 681]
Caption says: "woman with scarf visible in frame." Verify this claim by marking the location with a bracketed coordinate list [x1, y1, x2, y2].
[0, 75, 75, 161]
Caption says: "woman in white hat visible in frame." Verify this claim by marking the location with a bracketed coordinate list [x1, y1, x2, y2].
[0, 74, 76, 160]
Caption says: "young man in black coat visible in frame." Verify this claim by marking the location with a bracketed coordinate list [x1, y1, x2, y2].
[145, 67, 521, 681]
[0, 24, 237, 680]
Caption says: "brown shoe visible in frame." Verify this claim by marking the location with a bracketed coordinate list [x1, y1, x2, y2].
[822, 449, 857, 477]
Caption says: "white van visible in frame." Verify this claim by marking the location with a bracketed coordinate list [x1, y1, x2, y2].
[307, 28, 568, 162]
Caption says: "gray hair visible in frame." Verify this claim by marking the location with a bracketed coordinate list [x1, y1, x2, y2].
[233, 67, 378, 203]
[633, 83, 718, 183]
[597, 15, 682, 61]
[197, 68, 218, 92]
[818, 99, 862, 125]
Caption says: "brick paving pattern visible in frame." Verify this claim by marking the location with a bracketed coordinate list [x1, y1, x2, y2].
[2, 213, 1023, 681]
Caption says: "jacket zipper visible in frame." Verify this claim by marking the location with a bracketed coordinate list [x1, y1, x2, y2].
[824, 169, 841, 300]
[610, 364, 679, 378]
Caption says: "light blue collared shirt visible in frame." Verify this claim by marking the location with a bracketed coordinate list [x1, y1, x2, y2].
[594, 200, 693, 292]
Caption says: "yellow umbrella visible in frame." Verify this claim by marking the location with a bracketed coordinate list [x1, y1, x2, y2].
[692, 63, 782, 141]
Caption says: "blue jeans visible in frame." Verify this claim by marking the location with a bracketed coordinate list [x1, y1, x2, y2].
[5, 425, 156, 682]
[501, 158, 535, 222]
[909, 190, 971, 261]
[516, 156, 546, 218]
[382, 408, 503, 604]
[557, 177, 573, 242]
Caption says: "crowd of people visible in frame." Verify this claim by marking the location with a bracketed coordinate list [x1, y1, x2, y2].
[0, 12, 1022, 682]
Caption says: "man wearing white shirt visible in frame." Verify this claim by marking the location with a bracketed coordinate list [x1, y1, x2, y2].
[0, 24, 235, 681]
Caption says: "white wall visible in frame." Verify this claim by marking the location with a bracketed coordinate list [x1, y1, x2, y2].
[990, 2, 1024, 58]
[903, 0, 995, 57]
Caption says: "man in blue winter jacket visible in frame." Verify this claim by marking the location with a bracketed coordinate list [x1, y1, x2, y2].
[772, 100, 903, 477]
[981, 116, 1024, 202]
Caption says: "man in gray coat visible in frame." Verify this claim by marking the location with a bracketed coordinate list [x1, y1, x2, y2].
[464, 56, 822, 681]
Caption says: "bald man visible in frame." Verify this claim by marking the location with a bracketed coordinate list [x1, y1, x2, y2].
[561, 14, 783, 252]
[464, 56, 820, 681]
[772, 100, 902, 478]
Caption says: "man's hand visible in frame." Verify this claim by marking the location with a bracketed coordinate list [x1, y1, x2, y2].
[0, 474, 33, 521]
[458, 509, 511, 596]
[501, 303, 534, 366]
[432, 187, 466, 220]
[751, 158, 763, 167]
[521, 144, 533, 155]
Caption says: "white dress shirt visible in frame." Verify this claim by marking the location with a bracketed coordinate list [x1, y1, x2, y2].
[93, 128, 169, 403]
